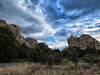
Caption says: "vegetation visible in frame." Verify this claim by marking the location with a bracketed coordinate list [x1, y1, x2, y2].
[1, 26, 100, 74]
[1, 62, 100, 75]
[0, 26, 16, 62]
[64, 46, 82, 69]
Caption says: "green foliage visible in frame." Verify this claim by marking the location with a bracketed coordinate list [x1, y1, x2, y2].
[16, 43, 31, 61]
[47, 54, 55, 66]
[1, 25, 100, 66]
[84, 47, 97, 55]
[62, 46, 83, 69]
[0, 26, 16, 62]
[29, 45, 44, 63]
[82, 54, 100, 64]
[62, 58, 70, 64]
[54, 49, 61, 53]
[29, 43, 63, 65]
[53, 53, 63, 64]
[81, 62, 90, 69]
[66, 46, 81, 63]
[81, 47, 100, 64]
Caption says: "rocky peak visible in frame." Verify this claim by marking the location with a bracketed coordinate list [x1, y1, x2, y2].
[67, 34, 100, 50]
[40, 42, 48, 47]
[25, 37, 38, 48]
[0, 20, 7, 26]
[8, 24, 25, 44]
[0, 19, 38, 48]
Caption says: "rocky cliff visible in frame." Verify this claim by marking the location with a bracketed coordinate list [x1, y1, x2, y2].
[0, 20, 38, 48]
[67, 34, 100, 50]
[8, 24, 25, 44]
[25, 37, 38, 48]
[0, 20, 7, 26]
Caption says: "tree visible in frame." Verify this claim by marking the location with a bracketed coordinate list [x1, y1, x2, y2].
[54, 49, 61, 53]
[82, 54, 100, 64]
[0, 26, 16, 62]
[29, 44, 44, 63]
[84, 47, 97, 55]
[66, 46, 82, 69]
[82, 47, 100, 64]
[16, 43, 31, 61]
[53, 53, 63, 64]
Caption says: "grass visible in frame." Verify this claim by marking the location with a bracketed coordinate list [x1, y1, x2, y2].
[0, 62, 100, 75]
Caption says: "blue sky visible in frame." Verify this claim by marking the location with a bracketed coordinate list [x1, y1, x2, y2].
[0, 0, 100, 50]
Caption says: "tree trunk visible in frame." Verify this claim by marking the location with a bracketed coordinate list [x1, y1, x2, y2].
[75, 62, 78, 70]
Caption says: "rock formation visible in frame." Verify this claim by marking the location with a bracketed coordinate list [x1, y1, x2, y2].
[0, 20, 7, 26]
[8, 24, 25, 44]
[67, 34, 100, 50]
[0, 20, 38, 48]
[25, 37, 38, 48]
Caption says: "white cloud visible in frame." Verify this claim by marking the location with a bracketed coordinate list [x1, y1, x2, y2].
[23, 24, 55, 41]
[91, 34, 100, 41]
[48, 41, 68, 50]
[84, 28, 100, 32]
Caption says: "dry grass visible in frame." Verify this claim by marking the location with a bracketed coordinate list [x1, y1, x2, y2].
[0, 62, 100, 75]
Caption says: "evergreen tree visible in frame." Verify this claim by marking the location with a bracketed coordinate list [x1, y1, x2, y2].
[0, 26, 16, 62]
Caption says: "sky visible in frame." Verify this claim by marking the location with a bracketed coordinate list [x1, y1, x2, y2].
[0, 0, 100, 50]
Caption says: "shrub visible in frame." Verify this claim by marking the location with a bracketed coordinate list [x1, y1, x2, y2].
[81, 62, 90, 69]
[82, 54, 100, 64]
[62, 58, 70, 64]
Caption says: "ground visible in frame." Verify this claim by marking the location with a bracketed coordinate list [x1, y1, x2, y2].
[0, 62, 100, 75]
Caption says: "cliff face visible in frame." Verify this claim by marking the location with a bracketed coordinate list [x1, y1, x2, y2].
[25, 38, 38, 48]
[67, 34, 100, 50]
[0, 20, 7, 27]
[8, 24, 25, 44]
[0, 20, 38, 48]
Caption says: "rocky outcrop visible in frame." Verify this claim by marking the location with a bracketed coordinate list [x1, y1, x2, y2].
[67, 34, 100, 50]
[0, 20, 7, 27]
[25, 37, 38, 48]
[0, 20, 38, 48]
[8, 24, 25, 44]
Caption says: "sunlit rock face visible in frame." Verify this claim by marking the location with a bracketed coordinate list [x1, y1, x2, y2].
[8, 24, 25, 44]
[25, 37, 38, 48]
[0, 20, 38, 48]
[0, 20, 7, 27]
[67, 34, 100, 50]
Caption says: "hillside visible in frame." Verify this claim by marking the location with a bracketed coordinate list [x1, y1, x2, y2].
[0, 20, 38, 48]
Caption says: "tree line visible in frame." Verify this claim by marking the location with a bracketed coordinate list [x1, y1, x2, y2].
[0, 26, 100, 67]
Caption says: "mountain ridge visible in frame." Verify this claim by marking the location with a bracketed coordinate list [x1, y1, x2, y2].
[1, 19, 100, 50]
[0, 20, 38, 48]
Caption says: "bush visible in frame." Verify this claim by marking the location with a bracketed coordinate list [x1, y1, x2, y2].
[81, 62, 90, 69]
[16, 43, 31, 60]
[63, 46, 83, 69]
[62, 58, 70, 64]
[82, 54, 100, 64]
[0, 26, 16, 62]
